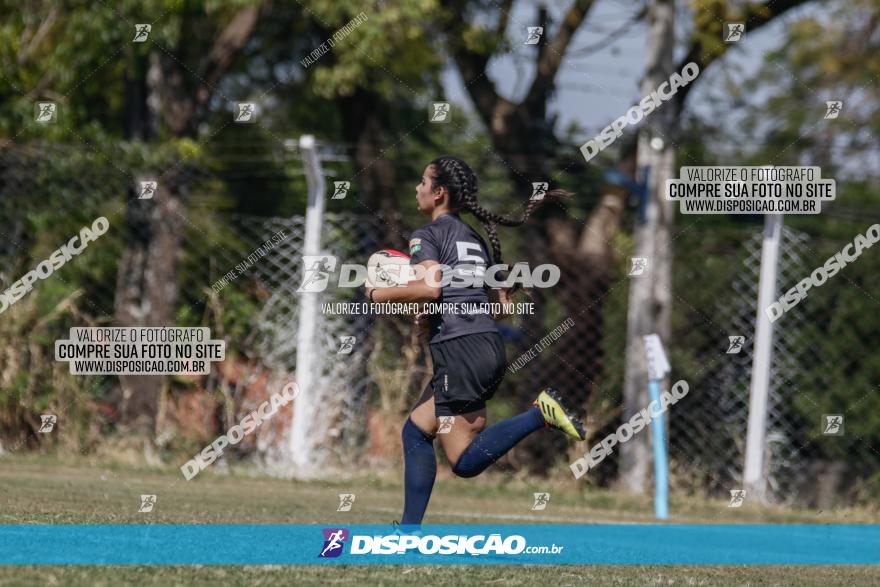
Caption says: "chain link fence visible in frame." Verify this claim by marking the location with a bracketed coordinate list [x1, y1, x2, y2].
[669, 225, 815, 504]
[1, 143, 877, 504]
[669, 221, 880, 506]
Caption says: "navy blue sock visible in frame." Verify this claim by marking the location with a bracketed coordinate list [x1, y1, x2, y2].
[451, 406, 545, 478]
[400, 418, 437, 525]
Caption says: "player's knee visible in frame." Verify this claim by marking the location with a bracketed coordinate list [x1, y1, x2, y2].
[450, 457, 478, 478]
[402, 417, 434, 443]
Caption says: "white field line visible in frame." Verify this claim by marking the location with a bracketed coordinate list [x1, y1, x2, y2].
[364, 506, 654, 524]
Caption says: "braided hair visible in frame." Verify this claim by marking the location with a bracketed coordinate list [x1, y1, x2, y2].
[428, 155, 572, 294]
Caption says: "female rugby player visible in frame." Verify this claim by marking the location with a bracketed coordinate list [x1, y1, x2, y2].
[365, 156, 586, 527]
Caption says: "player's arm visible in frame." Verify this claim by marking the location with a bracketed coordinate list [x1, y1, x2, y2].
[368, 260, 441, 303]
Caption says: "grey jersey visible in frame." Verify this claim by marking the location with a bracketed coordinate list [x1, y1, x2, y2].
[408, 213, 499, 344]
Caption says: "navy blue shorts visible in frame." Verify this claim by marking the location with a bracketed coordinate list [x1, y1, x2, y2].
[425, 331, 507, 417]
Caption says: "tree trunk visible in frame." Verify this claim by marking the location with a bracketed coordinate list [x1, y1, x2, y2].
[112, 3, 264, 433]
[618, 0, 675, 495]
[114, 174, 186, 432]
[339, 89, 402, 246]
[507, 171, 628, 473]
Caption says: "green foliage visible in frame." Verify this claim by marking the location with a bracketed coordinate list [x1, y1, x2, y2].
[0, 0, 267, 143]
[784, 225, 880, 463]
[302, 0, 443, 99]
[2, 0, 877, 500]
[679, 0, 880, 481]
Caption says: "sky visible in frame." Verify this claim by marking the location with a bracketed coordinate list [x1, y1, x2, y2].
[440, 0, 821, 147]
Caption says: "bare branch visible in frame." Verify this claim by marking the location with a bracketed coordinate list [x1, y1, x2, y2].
[566, 7, 646, 58]
[496, 0, 514, 37]
[196, 1, 268, 105]
[673, 0, 812, 116]
[18, 7, 58, 65]
[525, 0, 599, 108]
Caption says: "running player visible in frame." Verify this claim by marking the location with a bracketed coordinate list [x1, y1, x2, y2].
[365, 156, 586, 528]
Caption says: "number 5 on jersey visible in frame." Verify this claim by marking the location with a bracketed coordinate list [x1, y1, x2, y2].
[456, 242, 486, 278]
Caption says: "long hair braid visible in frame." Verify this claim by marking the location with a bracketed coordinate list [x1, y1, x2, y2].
[428, 155, 573, 293]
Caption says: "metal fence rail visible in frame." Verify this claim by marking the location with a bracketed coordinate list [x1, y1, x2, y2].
[1, 143, 877, 504]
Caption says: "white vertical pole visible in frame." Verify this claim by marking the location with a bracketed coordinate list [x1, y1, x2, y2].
[290, 135, 326, 477]
[744, 213, 783, 501]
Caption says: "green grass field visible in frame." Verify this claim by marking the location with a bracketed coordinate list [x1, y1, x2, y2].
[1, 456, 877, 585]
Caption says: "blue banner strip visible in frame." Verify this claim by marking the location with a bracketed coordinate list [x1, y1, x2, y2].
[1, 524, 877, 565]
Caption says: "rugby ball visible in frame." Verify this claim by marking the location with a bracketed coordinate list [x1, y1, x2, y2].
[366, 249, 412, 288]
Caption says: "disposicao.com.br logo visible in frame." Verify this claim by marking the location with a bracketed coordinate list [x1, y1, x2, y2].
[318, 528, 563, 558]
[319, 528, 349, 558]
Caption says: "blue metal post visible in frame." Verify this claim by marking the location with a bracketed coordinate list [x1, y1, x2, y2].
[648, 379, 669, 519]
